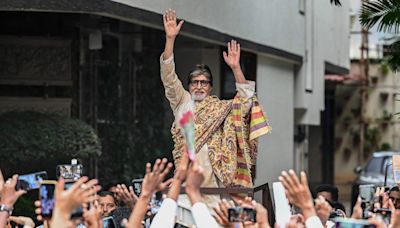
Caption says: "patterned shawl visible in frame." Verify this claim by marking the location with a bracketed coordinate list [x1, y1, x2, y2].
[171, 94, 271, 187]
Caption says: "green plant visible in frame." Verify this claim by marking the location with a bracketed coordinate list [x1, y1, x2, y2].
[360, 0, 400, 71]
[0, 111, 101, 164]
[380, 142, 392, 151]
[380, 62, 390, 76]
[364, 127, 381, 155]
[382, 110, 393, 121]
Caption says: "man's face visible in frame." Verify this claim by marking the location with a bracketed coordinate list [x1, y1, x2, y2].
[189, 75, 212, 101]
[317, 191, 333, 202]
[99, 195, 117, 217]
[389, 190, 400, 209]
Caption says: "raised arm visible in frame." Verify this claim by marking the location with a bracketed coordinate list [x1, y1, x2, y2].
[224, 40, 255, 116]
[160, 10, 191, 115]
[163, 9, 184, 61]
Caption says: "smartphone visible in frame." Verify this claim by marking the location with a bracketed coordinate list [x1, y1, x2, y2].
[359, 184, 375, 203]
[56, 164, 83, 180]
[335, 218, 376, 228]
[102, 216, 117, 228]
[228, 207, 256, 223]
[375, 208, 391, 225]
[131, 178, 143, 196]
[40, 181, 57, 218]
[16, 171, 48, 191]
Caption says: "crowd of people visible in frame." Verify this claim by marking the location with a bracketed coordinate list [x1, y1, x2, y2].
[2, 154, 400, 227]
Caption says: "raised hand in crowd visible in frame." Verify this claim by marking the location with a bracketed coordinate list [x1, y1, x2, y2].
[279, 170, 315, 219]
[83, 200, 103, 228]
[115, 184, 138, 209]
[314, 195, 332, 226]
[168, 151, 189, 201]
[150, 151, 190, 228]
[284, 214, 305, 228]
[213, 199, 236, 228]
[239, 198, 271, 228]
[374, 187, 389, 210]
[184, 160, 205, 205]
[279, 170, 324, 228]
[125, 158, 172, 228]
[0, 172, 26, 228]
[351, 196, 362, 219]
[51, 177, 101, 228]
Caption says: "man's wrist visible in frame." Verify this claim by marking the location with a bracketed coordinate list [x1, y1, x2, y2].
[301, 204, 317, 220]
[166, 36, 176, 42]
[139, 192, 153, 200]
[0, 202, 14, 209]
[0, 204, 13, 215]
[185, 187, 202, 204]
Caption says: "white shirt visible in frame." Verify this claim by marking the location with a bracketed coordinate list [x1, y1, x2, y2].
[150, 198, 219, 228]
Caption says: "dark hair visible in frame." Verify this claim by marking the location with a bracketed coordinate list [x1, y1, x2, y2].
[315, 184, 339, 202]
[188, 64, 213, 86]
[98, 191, 117, 204]
[390, 186, 400, 193]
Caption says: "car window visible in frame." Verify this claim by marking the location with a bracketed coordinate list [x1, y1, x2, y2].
[365, 157, 384, 173]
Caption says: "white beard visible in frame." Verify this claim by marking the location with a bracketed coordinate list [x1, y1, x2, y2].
[191, 93, 207, 101]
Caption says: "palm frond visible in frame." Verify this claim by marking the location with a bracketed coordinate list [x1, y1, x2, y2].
[330, 0, 342, 6]
[360, 0, 400, 33]
[385, 39, 400, 71]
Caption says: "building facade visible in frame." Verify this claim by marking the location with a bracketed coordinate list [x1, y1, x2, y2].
[0, 0, 350, 185]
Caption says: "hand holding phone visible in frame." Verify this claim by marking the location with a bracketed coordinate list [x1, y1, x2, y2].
[375, 208, 391, 225]
[16, 171, 48, 191]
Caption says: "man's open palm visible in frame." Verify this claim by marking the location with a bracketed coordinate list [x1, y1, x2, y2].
[223, 40, 241, 70]
[163, 9, 184, 39]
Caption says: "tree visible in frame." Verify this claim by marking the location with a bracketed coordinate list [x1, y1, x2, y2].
[360, 0, 400, 71]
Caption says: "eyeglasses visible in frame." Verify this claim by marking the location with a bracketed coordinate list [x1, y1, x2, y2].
[189, 80, 211, 87]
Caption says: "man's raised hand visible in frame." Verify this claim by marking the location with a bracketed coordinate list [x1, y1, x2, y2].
[163, 9, 184, 40]
[223, 40, 241, 70]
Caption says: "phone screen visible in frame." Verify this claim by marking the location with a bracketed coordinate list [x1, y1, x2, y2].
[131, 178, 143, 196]
[335, 218, 377, 228]
[228, 207, 256, 223]
[359, 184, 375, 202]
[103, 216, 116, 228]
[16, 171, 48, 191]
[56, 164, 83, 180]
[40, 183, 56, 218]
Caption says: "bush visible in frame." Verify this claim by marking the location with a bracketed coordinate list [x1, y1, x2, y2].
[0, 111, 101, 164]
